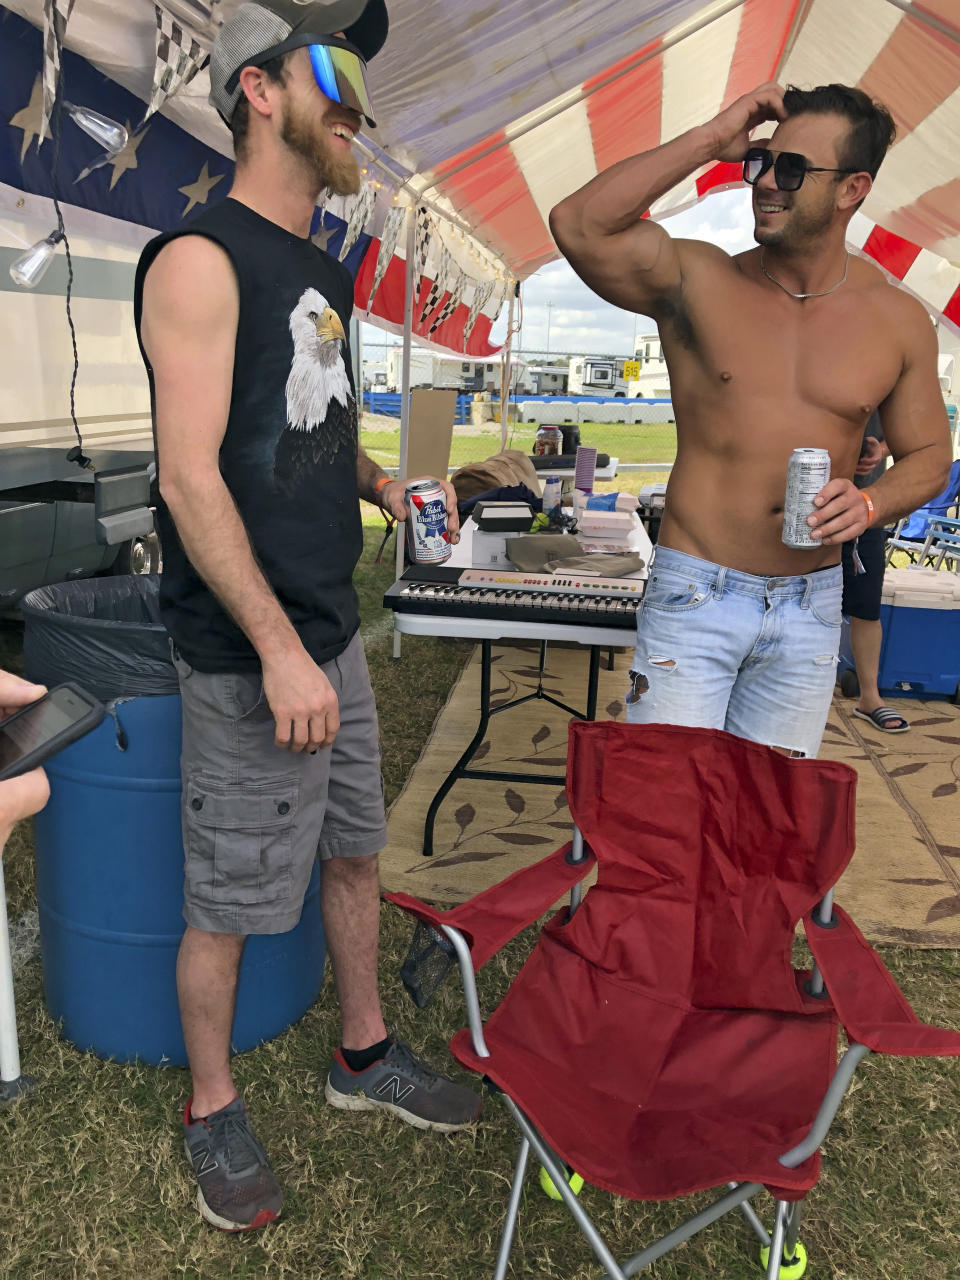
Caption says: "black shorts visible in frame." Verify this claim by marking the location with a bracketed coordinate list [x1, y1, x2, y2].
[841, 525, 887, 622]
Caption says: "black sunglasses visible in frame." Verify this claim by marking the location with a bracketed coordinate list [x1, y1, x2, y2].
[742, 146, 859, 193]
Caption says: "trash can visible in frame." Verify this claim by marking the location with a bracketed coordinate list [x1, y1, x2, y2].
[20, 576, 325, 1066]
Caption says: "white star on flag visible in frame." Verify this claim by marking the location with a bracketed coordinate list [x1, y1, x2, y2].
[178, 162, 226, 216]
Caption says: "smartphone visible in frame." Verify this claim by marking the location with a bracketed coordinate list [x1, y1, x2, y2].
[0, 682, 106, 781]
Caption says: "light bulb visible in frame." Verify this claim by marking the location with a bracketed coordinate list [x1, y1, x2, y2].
[64, 103, 128, 155]
[9, 230, 64, 288]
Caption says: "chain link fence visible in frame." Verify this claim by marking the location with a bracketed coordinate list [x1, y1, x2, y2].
[360, 393, 677, 482]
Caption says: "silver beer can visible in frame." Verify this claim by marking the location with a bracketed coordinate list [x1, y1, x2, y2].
[405, 480, 452, 564]
[782, 448, 831, 549]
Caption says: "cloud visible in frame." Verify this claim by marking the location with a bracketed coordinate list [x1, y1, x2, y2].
[361, 188, 758, 359]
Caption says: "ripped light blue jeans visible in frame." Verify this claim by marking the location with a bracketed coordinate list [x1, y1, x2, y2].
[625, 546, 842, 758]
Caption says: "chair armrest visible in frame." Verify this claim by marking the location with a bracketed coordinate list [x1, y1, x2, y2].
[806, 905, 960, 1057]
[384, 841, 594, 971]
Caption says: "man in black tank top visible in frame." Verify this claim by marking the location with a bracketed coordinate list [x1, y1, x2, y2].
[135, 0, 479, 1233]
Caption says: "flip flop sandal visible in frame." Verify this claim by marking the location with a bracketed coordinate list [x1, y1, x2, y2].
[852, 706, 910, 733]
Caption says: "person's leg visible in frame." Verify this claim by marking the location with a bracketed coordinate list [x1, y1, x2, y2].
[842, 528, 909, 732]
[724, 570, 843, 758]
[177, 927, 245, 1117]
[174, 655, 333, 1230]
[321, 852, 386, 1051]
[624, 548, 757, 729]
[848, 615, 884, 710]
[318, 636, 480, 1131]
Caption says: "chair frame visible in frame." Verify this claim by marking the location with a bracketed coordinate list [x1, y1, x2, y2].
[436, 827, 873, 1280]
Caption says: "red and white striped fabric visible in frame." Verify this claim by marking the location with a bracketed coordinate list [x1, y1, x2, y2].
[362, 0, 960, 340]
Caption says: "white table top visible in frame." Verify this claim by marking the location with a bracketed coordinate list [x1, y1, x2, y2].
[535, 456, 619, 480]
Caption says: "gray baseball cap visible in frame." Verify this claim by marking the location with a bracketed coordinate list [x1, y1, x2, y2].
[210, 0, 388, 124]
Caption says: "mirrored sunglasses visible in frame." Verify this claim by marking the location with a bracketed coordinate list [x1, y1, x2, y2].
[309, 41, 376, 129]
[742, 146, 858, 193]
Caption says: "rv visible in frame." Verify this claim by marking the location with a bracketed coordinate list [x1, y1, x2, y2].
[383, 347, 523, 394]
[521, 364, 569, 395]
[627, 332, 672, 399]
[567, 355, 629, 397]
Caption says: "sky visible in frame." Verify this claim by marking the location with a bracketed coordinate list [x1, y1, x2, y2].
[360, 188, 758, 364]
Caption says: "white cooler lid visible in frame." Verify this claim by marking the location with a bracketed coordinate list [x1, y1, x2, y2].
[881, 567, 960, 610]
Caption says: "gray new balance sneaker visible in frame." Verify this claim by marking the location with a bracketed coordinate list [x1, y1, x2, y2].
[325, 1037, 482, 1132]
[182, 1096, 283, 1231]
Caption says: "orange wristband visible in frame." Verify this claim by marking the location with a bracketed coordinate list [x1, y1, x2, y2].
[860, 489, 875, 524]
[374, 475, 393, 504]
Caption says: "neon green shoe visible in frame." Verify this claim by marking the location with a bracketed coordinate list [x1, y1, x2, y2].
[759, 1239, 808, 1279]
[538, 1162, 585, 1200]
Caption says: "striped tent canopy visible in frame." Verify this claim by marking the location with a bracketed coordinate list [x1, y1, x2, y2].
[368, 0, 960, 336]
[5, 0, 959, 347]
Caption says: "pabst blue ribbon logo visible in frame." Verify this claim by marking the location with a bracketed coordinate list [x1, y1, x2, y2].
[413, 495, 450, 541]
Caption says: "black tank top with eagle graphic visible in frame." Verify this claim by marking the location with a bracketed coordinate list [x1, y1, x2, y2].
[134, 198, 362, 672]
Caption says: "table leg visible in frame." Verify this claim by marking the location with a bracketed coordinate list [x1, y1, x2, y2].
[422, 639, 494, 856]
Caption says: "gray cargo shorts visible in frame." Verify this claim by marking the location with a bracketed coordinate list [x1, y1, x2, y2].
[172, 632, 387, 936]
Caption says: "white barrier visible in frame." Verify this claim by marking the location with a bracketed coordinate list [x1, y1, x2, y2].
[629, 401, 673, 424]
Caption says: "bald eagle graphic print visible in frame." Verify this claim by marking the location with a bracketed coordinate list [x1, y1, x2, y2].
[274, 287, 357, 496]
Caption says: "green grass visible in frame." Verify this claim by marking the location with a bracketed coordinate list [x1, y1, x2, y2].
[360, 420, 678, 470]
[1, 523, 959, 1278]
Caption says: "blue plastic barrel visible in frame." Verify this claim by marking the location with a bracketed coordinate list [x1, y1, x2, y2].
[23, 578, 326, 1067]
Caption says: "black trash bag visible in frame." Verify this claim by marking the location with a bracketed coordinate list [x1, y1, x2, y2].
[20, 575, 178, 701]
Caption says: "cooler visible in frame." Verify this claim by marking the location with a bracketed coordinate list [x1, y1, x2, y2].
[840, 568, 960, 700]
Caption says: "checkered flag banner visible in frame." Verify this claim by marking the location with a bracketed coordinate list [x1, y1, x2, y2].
[339, 183, 376, 262]
[137, 5, 208, 129]
[490, 279, 511, 325]
[463, 278, 495, 343]
[418, 245, 451, 326]
[366, 205, 405, 309]
[414, 205, 432, 289]
[41, 0, 76, 143]
[428, 265, 467, 336]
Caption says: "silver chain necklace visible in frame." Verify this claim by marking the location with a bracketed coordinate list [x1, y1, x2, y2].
[760, 250, 849, 300]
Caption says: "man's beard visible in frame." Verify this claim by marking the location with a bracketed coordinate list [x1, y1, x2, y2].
[280, 100, 360, 197]
[753, 196, 835, 251]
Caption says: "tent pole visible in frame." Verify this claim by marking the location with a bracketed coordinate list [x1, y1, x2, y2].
[393, 204, 417, 661]
[499, 284, 516, 451]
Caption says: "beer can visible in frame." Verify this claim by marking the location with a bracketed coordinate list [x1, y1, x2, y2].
[782, 448, 831, 549]
[542, 476, 562, 514]
[404, 480, 451, 564]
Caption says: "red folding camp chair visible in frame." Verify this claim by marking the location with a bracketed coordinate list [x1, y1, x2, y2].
[386, 721, 960, 1279]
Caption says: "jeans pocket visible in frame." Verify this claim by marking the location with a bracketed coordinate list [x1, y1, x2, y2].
[809, 585, 843, 627]
[642, 572, 713, 613]
[184, 774, 299, 905]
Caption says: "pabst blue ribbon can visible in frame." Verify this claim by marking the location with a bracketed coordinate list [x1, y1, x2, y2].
[405, 480, 452, 564]
[782, 448, 831, 549]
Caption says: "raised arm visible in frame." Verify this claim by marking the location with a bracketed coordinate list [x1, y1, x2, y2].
[140, 236, 339, 751]
[549, 83, 786, 315]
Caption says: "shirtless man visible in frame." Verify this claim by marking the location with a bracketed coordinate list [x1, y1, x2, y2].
[550, 82, 950, 756]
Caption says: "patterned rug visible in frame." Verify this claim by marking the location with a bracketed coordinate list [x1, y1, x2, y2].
[381, 643, 960, 947]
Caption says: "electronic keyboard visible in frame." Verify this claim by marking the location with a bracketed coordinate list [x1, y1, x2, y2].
[384, 566, 644, 630]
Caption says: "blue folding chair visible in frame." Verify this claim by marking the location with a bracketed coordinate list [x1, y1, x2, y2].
[885, 458, 960, 565]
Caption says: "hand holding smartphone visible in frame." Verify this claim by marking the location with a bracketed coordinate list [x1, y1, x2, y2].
[0, 682, 105, 782]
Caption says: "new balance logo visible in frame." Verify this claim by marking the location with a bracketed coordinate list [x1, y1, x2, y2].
[374, 1075, 415, 1105]
[191, 1149, 219, 1177]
